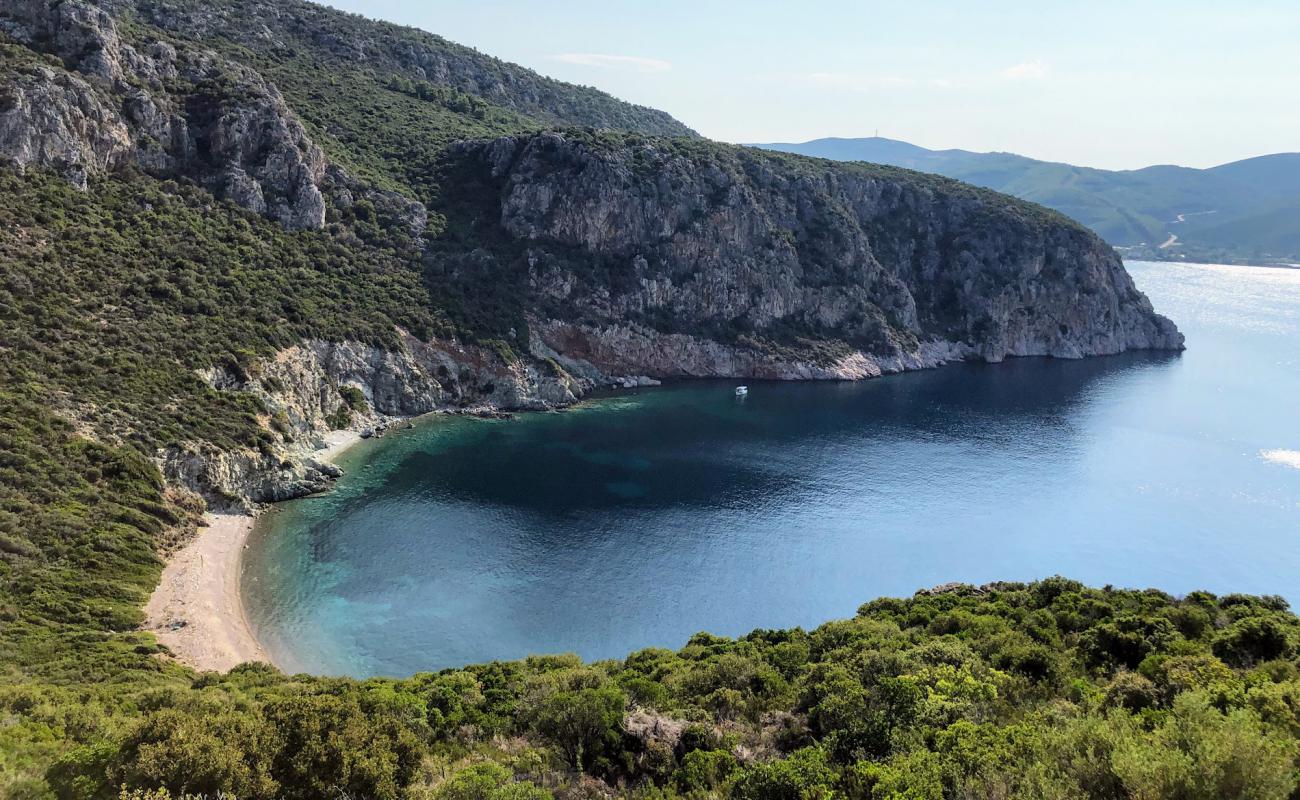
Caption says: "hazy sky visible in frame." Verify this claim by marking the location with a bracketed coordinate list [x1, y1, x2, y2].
[321, 1, 1298, 171]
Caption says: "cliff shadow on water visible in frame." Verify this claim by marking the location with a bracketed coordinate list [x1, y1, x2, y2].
[244, 350, 1187, 677]
[342, 352, 1183, 516]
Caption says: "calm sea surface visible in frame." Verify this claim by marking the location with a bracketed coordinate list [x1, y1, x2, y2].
[244, 261, 1300, 677]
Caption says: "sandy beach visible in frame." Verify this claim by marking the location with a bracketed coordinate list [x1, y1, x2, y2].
[143, 430, 362, 671]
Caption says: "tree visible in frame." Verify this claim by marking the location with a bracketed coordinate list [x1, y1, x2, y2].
[104, 709, 277, 799]
[731, 747, 835, 800]
[262, 692, 423, 800]
[1212, 618, 1293, 667]
[529, 686, 627, 773]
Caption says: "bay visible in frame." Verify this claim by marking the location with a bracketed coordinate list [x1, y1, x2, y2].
[243, 261, 1300, 677]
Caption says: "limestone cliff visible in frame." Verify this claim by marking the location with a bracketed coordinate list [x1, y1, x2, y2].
[162, 335, 593, 509]
[438, 132, 1183, 380]
[0, 0, 335, 228]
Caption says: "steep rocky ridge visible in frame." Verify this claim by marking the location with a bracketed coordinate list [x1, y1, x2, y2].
[125, 0, 696, 137]
[0, 0, 1182, 513]
[0, 0, 332, 227]
[437, 132, 1183, 380]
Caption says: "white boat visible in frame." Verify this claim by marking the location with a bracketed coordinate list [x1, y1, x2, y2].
[735, 385, 749, 396]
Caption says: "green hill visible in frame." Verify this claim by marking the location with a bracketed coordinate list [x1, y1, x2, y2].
[753, 138, 1300, 265]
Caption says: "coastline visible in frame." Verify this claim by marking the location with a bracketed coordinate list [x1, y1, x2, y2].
[143, 429, 363, 672]
[137, 278, 1199, 675]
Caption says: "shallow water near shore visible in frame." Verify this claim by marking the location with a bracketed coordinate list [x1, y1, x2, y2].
[244, 261, 1300, 678]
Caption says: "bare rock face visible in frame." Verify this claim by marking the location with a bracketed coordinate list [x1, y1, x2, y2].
[0, 0, 135, 82]
[0, 0, 328, 229]
[166, 335, 590, 507]
[252, 335, 586, 425]
[443, 133, 1184, 378]
[0, 64, 133, 187]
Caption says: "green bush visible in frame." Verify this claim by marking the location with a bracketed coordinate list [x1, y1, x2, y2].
[529, 685, 628, 773]
[677, 749, 738, 793]
[339, 385, 369, 413]
[432, 763, 552, 800]
[731, 747, 835, 800]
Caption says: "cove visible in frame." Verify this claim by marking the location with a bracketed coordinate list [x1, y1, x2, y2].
[243, 262, 1300, 678]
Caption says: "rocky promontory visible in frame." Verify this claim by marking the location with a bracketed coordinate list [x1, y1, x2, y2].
[439, 131, 1184, 380]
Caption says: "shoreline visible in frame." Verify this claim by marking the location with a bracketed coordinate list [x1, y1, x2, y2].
[137, 296, 1199, 675]
[143, 429, 364, 672]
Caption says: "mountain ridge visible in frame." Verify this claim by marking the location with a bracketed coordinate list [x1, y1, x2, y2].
[750, 137, 1300, 265]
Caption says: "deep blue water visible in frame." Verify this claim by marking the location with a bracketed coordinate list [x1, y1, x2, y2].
[243, 262, 1300, 678]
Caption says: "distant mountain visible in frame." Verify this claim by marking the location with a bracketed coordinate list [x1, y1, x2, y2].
[751, 138, 1300, 265]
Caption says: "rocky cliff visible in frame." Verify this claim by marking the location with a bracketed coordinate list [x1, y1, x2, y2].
[161, 335, 602, 509]
[0, 0, 435, 229]
[0, 0, 1182, 510]
[438, 132, 1183, 380]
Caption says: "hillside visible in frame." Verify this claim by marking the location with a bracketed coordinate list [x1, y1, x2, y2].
[752, 138, 1300, 265]
[0, 0, 1181, 506]
[0, 1, 1264, 799]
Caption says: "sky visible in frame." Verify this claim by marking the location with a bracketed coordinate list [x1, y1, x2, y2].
[320, 1, 1298, 171]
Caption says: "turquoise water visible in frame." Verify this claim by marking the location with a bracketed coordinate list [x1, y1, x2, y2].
[243, 262, 1300, 678]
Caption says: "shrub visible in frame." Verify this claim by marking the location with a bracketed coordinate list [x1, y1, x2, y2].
[262, 693, 423, 800]
[433, 763, 552, 800]
[677, 749, 738, 793]
[731, 747, 835, 800]
[529, 686, 627, 773]
[340, 385, 369, 412]
[1212, 618, 1293, 667]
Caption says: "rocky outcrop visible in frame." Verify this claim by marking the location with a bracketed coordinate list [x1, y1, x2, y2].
[0, 62, 133, 188]
[163, 334, 598, 509]
[443, 132, 1183, 378]
[251, 335, 588, 423]
[158, 443, 343, 511]
[1, 0, 330, 228]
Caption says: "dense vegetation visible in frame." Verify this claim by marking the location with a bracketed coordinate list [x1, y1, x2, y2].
[755, 138, 1300, 265]
[0, 167, 442, 453]
[4, 577, 1299, 798]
